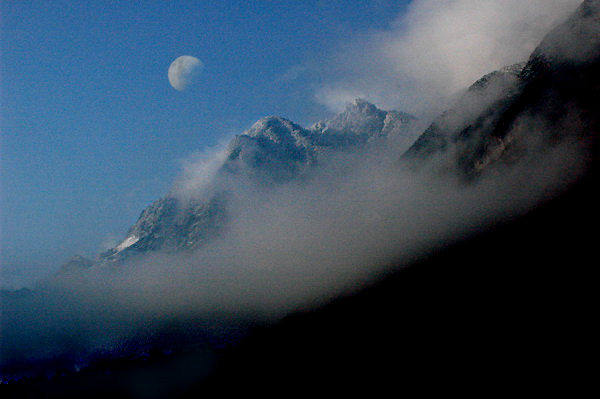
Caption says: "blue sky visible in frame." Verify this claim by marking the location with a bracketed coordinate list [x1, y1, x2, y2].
[0, 0, 411, 286]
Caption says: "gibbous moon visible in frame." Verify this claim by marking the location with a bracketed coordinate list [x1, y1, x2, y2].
[168, 56, 203, 91]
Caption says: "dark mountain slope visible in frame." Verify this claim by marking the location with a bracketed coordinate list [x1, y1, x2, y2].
[405, 0, 600, 179]
[194, 153, 597, 397]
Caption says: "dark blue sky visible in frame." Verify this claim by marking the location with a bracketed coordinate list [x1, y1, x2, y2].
[1, 1, 411, 286]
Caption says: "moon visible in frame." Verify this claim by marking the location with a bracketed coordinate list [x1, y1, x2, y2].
[168, 56, 203, 91]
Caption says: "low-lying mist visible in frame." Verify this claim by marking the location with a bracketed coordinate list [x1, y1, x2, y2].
[0, 114, 588, 375]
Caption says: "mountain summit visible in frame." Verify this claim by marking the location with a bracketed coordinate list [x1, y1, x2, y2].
[225, 99, 416, 181]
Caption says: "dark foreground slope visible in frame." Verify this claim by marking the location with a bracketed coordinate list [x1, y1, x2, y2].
[192, 169, 597, 397]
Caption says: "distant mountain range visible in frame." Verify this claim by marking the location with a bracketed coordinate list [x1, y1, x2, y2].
[92, 99, 417, 264]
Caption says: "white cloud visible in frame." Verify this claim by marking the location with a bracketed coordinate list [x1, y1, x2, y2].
[169, 141, 230, 202]
[314, 86, 367, 112]
[315, 0, 581, 116]
[277, 64, 308, 84]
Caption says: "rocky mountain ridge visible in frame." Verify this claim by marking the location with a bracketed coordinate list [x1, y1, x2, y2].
[97, 99, 416, 263]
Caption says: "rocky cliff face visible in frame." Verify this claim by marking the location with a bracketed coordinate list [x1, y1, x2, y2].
[100, 195, 227, 261]
[404, 62, 527, 168]
[404, 0, 600, 179]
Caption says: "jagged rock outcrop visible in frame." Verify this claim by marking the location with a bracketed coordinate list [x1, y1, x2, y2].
[312, 98, 415, 141]
[100, 195, 227, 261]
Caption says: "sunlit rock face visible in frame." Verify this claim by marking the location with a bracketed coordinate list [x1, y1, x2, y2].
[225, 116, 316, 181]
[312, 98, 407, 138]
[405, 0, 600, 180]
